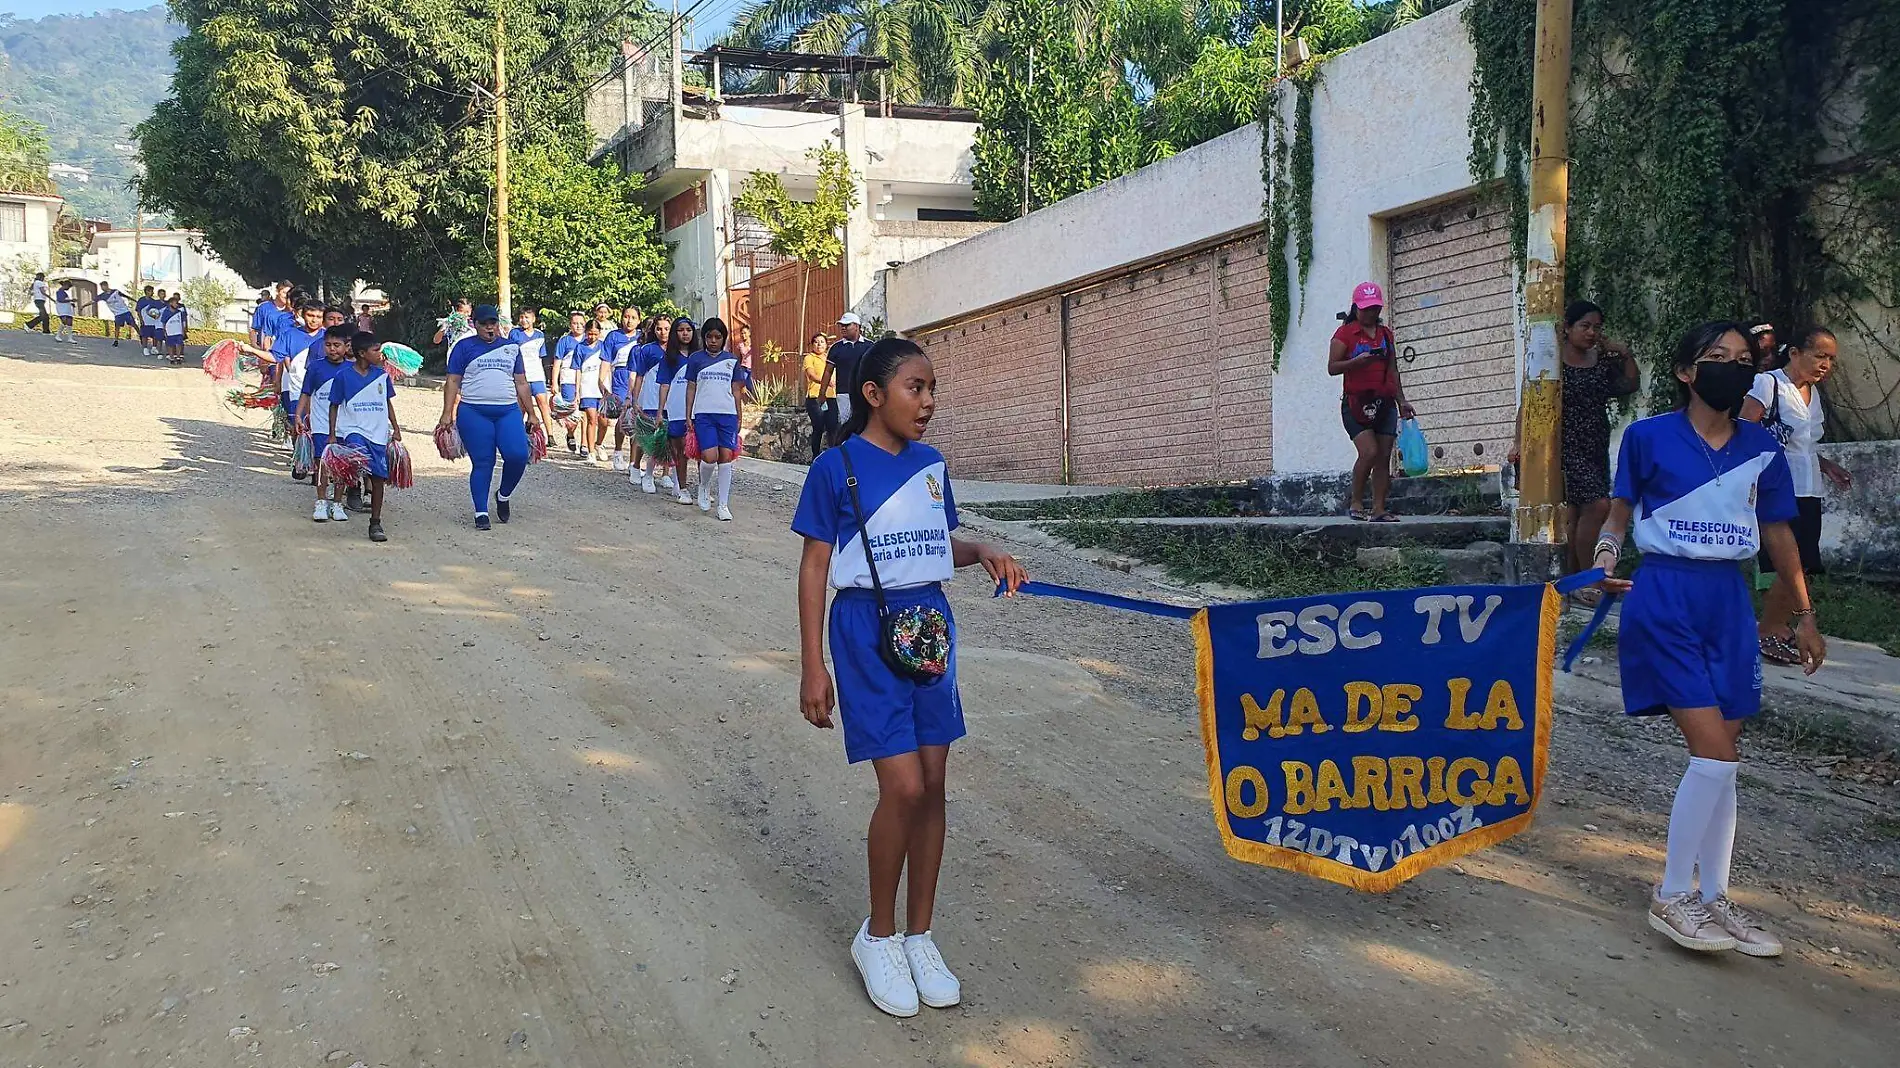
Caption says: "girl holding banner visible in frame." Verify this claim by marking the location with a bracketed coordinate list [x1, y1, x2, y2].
[1593, 321, 1824, 959]
[792, 338, 1027, 1019]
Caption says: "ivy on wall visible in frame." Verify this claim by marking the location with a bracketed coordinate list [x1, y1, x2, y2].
[1261, 62, 1324, 367]
[1463, 0, 1900, 432]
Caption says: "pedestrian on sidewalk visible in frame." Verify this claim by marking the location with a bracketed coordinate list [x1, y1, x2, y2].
[438, 304, 543, 530]
[1557, 300, 1640, 586]
[821, 311, 872, 434]
[1328, 281, 1414, 522]
[804, 331, 836, 459]
[793, 337, 1028, 1020]
[684, 315, 748, 521]
[24, 272, 51, 333]
[1741, 325, 1852, 665]
[329, 332, 402, 543]
[53, 282, 77, 343]
[1592, 320, 1825, 961]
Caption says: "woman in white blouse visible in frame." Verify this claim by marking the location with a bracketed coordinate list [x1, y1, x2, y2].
[1740, 326, 1852, 664]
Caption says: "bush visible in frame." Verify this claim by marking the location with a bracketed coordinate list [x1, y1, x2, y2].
[63, 314, 246, 347]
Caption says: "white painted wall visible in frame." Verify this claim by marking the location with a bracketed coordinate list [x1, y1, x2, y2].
[0, 194, 62, 279]
[1270, 1, 1495, 475]
[884, 124, 1267, 332]
[664, 206, 721, 322]
[88, 228, 256, 331]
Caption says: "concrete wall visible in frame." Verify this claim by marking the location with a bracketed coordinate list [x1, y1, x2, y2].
[0, 194, 61, 278]
[1269, 1, 1498, 474]
[885, 123, 1266, 332]
[1817, 441, 1900, 573]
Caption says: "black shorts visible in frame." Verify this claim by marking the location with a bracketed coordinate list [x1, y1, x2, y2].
[1341, 395, 1399, 439]
[1759, 495, 1823, 575]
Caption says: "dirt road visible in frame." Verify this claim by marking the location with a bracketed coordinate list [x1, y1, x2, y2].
[1, 336, 1895, 1068]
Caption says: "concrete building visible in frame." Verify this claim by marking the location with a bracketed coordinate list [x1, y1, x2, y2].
[0, 191, 64, 274]
[85, 228, 255, 332]
[588, 41, 991, 372]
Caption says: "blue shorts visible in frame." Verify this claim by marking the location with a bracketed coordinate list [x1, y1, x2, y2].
[343, 434, 389, 480]
[559, 383, 576, 403]
[528, 381, 548, 397]
[281, 392, 295, 415]
[642, 408, 660, 420]
[141, 326, 158, 341]
[693, 412, 740, 452]
[310, 432, 329, 462]
[829, 585, 965, 763]
[165, 333, 183, 346]
[114, 313, 135, 327]
[667, 418, 688, 439]
[1618, 555, 1761, 720]
[579, 397, 601, 411]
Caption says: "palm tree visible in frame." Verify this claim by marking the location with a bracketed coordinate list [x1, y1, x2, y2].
[720, 0, 987, 106]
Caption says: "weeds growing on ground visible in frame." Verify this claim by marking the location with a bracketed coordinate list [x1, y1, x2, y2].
[974, 491, 1245, 523]
[1048, 521, 1447, 597]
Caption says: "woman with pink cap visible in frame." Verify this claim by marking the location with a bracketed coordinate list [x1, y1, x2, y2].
[1328, 281, 1414, 521]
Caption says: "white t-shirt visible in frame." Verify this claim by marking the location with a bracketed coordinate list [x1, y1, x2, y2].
[30, 279, 48, 302]
[1748, 369, 1825, 498]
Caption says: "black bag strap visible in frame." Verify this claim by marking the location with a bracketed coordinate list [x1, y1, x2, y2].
[838, 440, 891, 618]
[1766, 372, 1783, 426]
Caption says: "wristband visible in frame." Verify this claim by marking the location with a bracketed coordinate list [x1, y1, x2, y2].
[1788, 608, 1815, 619]
[1592, 537, 1622, 559]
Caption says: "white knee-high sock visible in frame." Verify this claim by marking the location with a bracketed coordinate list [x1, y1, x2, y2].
[717, 461, 735, 506]
[1660, 757, 1737, 899]
[1696, 764, 1739, 900]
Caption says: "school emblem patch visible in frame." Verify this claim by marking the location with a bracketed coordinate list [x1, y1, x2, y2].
[925, 474, 943, 503]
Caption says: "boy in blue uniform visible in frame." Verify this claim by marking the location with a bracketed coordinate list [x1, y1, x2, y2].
[299, 328, 354, 522]
[1593, 320, 1824, 960]
[603, 306, 641, 470]
[136, 286, 162, 357]
[793, 337, 1026, 1019]
[162, 294, 188, 363]
[328, 333, 402, 543]
[683, 316, 749, 520]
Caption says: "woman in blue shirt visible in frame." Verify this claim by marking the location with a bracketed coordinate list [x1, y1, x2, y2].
[437, 305, 546, 530]
[1593, 321, 1824, 960]
[793, 337, 1026, 1019]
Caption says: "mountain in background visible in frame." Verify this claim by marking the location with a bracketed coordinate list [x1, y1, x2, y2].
[0, 7, 180, 225]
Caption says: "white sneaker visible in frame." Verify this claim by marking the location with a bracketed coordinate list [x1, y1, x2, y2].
[903, 931, 961, 1008]
[612, 453, 628, 472]
[674, 490, 692, 505]
[312, 501, 329, 523]
[328, 500, 349, 522]
[658, 473, 676, 490]
[640, 473, 656, 494]
[715, 504, 733, 522]
[697, 476, 712, 511]
[851, 920, 919, 1018]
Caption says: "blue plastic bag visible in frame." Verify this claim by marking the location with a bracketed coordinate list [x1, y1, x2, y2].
[1397, 417, 1429, 477]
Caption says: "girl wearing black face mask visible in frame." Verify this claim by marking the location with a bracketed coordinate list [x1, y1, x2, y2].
[1589, 321, 1823, 961]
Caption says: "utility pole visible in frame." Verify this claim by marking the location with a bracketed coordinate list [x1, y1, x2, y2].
[1511, 0, 1573, 574]
[131, 182, 144, 290]
[1022, 45, 1033, 218]
[494, 7, 512, 320]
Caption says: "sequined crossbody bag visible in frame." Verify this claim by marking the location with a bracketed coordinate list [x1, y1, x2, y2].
[839, 441, 951, 684]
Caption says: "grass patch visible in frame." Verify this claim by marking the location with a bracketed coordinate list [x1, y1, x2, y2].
[973, 490, 1245, 523]
[1749, 702, 1880, 757]
[1789, 572, 1900, 656]
[1048, 520, 1446, 597]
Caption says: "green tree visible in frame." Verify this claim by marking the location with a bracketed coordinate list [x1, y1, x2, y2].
[723, 0, 985, 106]
[733, 143, 860, 352]
[0, 109, 55, 195]
[136, 0, 667, 342]
[970, 0, 1143, 220]
[180, 274, 243, 326]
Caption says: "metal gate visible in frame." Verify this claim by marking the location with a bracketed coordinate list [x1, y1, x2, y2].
[740, 258, 844, 390]
[1386, 195, 1516, 470]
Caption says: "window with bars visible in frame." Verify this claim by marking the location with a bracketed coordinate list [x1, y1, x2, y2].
[0, 202, 25, 244]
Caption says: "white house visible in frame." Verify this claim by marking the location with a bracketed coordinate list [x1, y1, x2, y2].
[0, 191, 64, 274]
[85, 227, 255, 332]
[588, 40, 992, 366]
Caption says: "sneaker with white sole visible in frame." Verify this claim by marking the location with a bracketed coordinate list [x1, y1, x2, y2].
[658, 473, 676, 490]
[612, 453, 628, 472]
[1648, 890, 1737, 952]
[312, 501, 329, 523]
[902, 931, 960, 1008]
[1703, 894, 1783, 957]
[674, 490, 692, 505]
[641, 473, 656, 493]
[697, 477, 712, 511]
[715, 505, 733, 522]
[851, 920, 919, 1018]
[328, 500, 349, 522]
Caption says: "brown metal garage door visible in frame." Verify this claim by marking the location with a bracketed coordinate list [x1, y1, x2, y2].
[1386, 195, 1516, 470]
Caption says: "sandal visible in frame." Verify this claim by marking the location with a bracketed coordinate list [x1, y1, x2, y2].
[1759, 633, 1801, 665]
[1570, 587, 1604, 608]
[1348, 509, 1371, 522]
[1371, 513, 1400, 523]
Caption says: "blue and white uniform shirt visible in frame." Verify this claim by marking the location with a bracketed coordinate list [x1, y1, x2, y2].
[301, 354, 350, 434]
[660, 354, 691, 421]
[684, 349, 749, 415]
[605, 329, 639, 398]
[1613, 411, 1797, 561]
[139, 298, 164, 331]
[54, 288, 74, 317]
[793, 439, 959, 591]
[571, 340, 606, 400]
[633, 342, 665, 411]
[510, 328, 547, 385]
[447, 334, 526, 406]
[331, 365, 397, 446]
[163, 305, 187, 337]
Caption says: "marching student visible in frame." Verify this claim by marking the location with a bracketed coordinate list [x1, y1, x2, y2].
[654, 317, 697, 505]
[630, 315, 673, 492]
[299, 326, 355, 522]
[792, 337, 1027, 1019]
[53, 281, 77, 343]
[433, 297, 474, 353]
[684, 316, 748, 520]
[98, 283, 135, 346]
[511, 308, 554, 440]
[162, 293, 188, 362]
[571, 318, 609, 461]
[438, 304, 545, 530]
[328, 332, 402, 543]
[1593, 320, 1824, 960]
[137, 285, 163, 357]
[245, 300, 325, 481]
[552, 310, 586, 453]
[604, 306, 642, 471]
